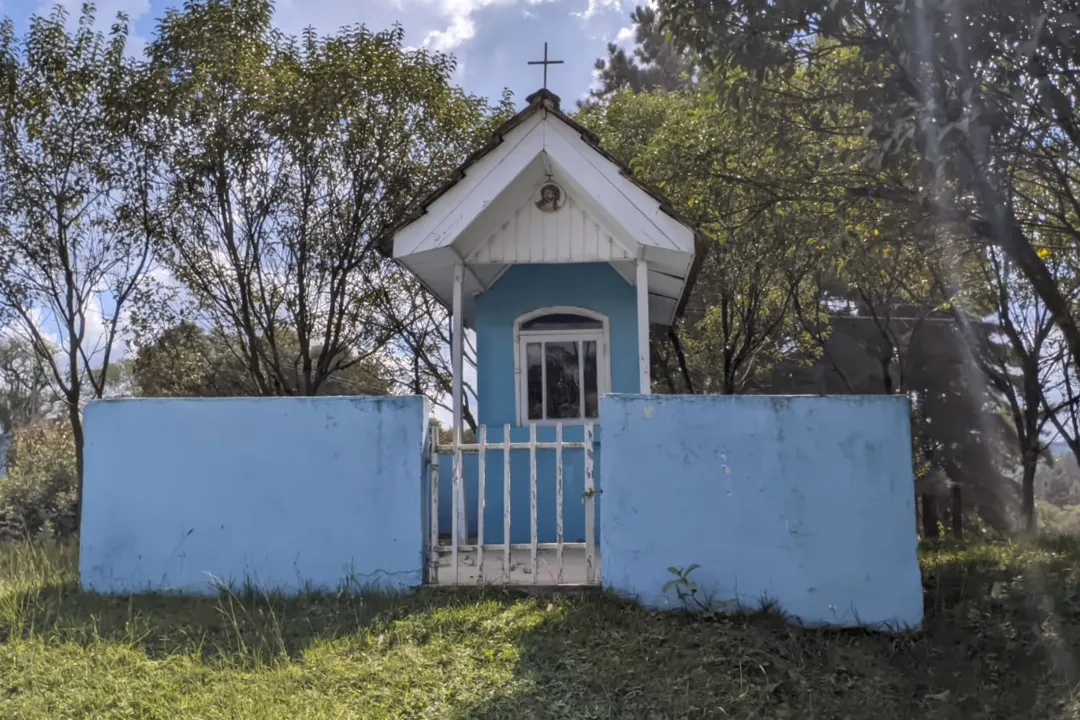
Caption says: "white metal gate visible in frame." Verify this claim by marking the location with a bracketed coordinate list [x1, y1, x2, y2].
[427, 423, 598, 586]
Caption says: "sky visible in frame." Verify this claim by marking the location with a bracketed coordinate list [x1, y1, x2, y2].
[0, 0, 645, 419]
[3, 0, 643, 108]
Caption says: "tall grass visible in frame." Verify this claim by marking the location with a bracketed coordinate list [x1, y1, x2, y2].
[1, 538, 1079, 718]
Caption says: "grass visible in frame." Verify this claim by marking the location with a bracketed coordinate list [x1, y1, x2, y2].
[1, 539, 1079, 719]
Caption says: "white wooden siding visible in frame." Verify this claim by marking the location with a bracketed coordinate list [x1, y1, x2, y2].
[468, 194, 633, 264]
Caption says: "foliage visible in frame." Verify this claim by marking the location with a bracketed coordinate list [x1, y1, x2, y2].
[140, 0, 508, 397]
[0, 422, 77, 540]
[1, 538, 1080, 716]
[585, 5, 694, 106]
[662, 563, 735, 616]
[0, 337, 58, 434]
[658, 0, 1080, 395]
[0, 4, 158, 532]
[579, 86, 823, 393]
[131, 321, 390, 398]
[596, 7, 1074, 531]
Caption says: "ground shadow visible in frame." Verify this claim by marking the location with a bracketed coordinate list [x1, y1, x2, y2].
[450, 539, 1080, 719]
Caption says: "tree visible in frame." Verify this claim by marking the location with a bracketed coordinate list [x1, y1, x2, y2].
[0, 337, 58, 434]
[142, 0, 506, 399]
[377, 284, 480, 429]
[131, 321, 390, 398]
[757, 220, 1023, 534]
[586, 5, 694, 105]
[583, 55, 1037, 531]
[659, 0, 1080, 384]
[947, 244, 1067, 532]
[0, 4, 155, 531]
[131, 322, 247, 398]
[579, 84, 830, 394]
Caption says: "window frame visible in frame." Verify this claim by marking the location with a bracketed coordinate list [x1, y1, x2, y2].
[513, 306, 611, 427]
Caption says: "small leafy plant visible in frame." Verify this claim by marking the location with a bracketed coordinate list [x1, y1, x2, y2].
[663, 564, 713, 613]
[663, 564, 737, 618]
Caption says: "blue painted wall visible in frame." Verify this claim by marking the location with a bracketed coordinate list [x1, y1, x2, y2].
[80, 396, 429, 594]
[474, 262, 639, 426]
[600, 394, 923, 629]
[438, 262, 631, 543]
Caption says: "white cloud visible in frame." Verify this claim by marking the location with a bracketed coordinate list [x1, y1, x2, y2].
[614, 24, 634, 46]
[415, 0, 501, 51]
[573, 0, 621, 22]
[424, 8, 483, 51]
[419, 0, 560, 52]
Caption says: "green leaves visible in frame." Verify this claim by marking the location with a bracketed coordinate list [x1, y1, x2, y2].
[139, 0, 501, 398]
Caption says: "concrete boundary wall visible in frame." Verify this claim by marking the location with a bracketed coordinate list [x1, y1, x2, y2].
[80, 396, 428, 594]
[599, 394, 923, 629]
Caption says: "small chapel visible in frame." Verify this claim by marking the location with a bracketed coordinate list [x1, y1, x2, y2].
[382, 75, 705, 577]
[387, 85, 703, 426]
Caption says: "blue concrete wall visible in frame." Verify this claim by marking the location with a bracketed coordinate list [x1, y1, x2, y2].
[80, 396, 429, 594]
[600, 394, 923, 629]
[435, 425, 601, 544]
[461, 262, 632, 542]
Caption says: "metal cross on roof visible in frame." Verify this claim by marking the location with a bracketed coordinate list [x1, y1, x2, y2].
[527, 42, 564, 90]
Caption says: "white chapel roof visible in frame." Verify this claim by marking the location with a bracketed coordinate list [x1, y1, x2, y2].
[380, 89, 708, 328]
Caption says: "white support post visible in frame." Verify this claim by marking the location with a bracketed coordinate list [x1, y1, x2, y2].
[584, 423, 596, 584]
[477, 424, 486, 582]
[555, 422, 564, 584]
[452, 441, 460, 585]
[529, 423, 538, 584]
[503, 423, 511, 584]
[636, 258, 651, 394]
[452, 262, 467, 546]
[429, 426, 440, 585]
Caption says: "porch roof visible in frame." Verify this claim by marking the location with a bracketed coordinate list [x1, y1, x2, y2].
[380, 89, 709, 328]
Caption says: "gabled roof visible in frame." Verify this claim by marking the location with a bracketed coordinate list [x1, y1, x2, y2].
[381, 89, 709, 328]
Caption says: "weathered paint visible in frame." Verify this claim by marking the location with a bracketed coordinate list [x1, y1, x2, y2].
[435, 424, 602, 544]
[556, 423, 564, 584]
[503, 423, 512, 580]
[429, 425, 440, 585]
[477, 424, 487, 578]
[80, 396, 429, 595]
[584, 423, 597, 584]
[529, 423, 538, 582]
[599, 394, 923, 630]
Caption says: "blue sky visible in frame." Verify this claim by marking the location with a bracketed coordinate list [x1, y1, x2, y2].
[3, 0, 643, 107]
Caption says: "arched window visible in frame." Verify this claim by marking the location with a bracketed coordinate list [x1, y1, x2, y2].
[515, 307, 611, 425]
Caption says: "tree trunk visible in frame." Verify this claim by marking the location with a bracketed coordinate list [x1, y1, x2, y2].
[951, 485, 962, 535]
[69, 401, 85, 537]
[668, 327, 694, 394]
[940, 491, 952, 532]
[1021, 453, 1037, 533]
[966, 163, 1080, 378]
[921, 494, 939, 538]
